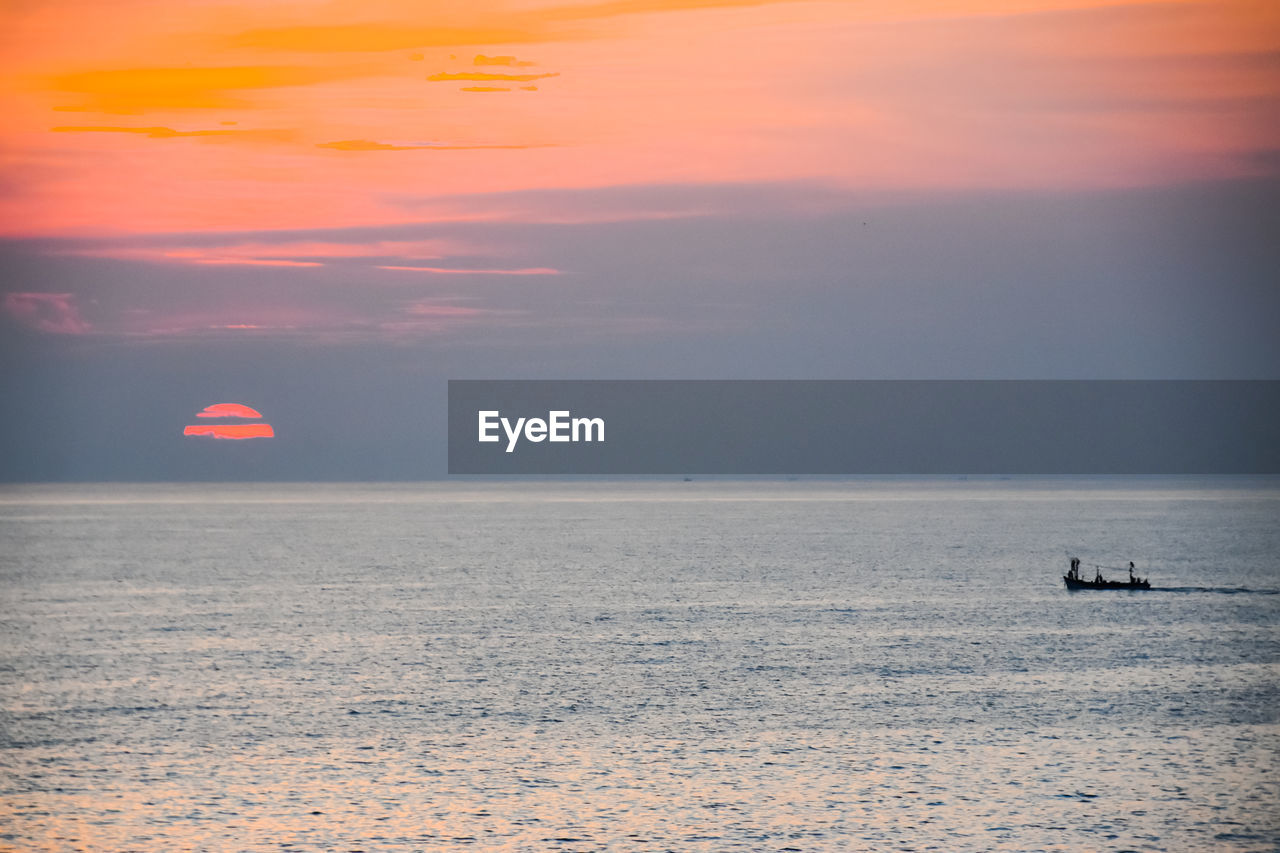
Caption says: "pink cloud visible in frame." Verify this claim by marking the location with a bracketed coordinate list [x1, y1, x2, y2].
[66, 238, 460, 267]
[183, 258, 324, 267]
[404, 303, 487, 317]
[2, 292, 90, 334]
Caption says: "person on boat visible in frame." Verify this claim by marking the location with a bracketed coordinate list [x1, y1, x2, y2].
[1129, 562, 1136, 583]
[1095, 567, 1103, 583]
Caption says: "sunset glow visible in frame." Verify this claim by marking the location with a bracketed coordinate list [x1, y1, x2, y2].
[0, 0, 1276, 344]
[185, 403, 273, 438]
[3, 0, 1275, 239]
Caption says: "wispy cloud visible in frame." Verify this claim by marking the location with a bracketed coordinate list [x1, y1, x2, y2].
[225, 23, 550, 53]
[63, 237, 459, 267]
[47, 65, 365, 114]
[404, 303, 490, 317]
[475, 55, 536, 67]
[2, 292, 90, 334]
[51, 125, 292, 142]
[427, 71, 559, 83]
[187, 258, 325, 267]
[97, 298, 519, 343]
[316, 139, 555, 151]
[376, 265, 562, 275]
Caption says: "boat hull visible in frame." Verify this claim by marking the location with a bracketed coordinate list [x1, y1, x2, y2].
[1064, 575, 1150, 590]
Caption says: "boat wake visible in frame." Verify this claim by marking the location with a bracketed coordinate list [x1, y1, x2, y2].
[1151, 586, 1280, 595]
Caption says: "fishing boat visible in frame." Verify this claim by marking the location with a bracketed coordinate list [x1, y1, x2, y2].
[1063, 557, 1150, 590]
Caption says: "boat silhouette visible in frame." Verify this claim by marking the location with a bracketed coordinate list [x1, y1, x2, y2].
[1064, 557, 1150, 590]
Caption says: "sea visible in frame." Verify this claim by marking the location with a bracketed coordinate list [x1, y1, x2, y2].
[1, 479, 1277, 852]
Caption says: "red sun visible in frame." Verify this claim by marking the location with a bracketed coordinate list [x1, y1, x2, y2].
[183, 402, 275, 439]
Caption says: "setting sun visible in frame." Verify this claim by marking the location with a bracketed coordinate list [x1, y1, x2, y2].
[183, 403, 274, 439]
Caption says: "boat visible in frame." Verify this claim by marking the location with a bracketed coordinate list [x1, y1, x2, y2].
[1063, 557, 1150, 590]
[1064, 574, 1150, 590]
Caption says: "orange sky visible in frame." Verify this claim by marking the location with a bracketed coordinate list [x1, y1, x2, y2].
[1, 0, 1277, 245]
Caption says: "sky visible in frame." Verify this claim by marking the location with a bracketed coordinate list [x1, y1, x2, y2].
[1, 0, 1278, 479]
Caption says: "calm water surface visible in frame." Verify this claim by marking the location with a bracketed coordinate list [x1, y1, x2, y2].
[1, 480, 1278, 852]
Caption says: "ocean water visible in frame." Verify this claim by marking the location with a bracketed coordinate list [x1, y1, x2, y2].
[1, 479, 1278, 852]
